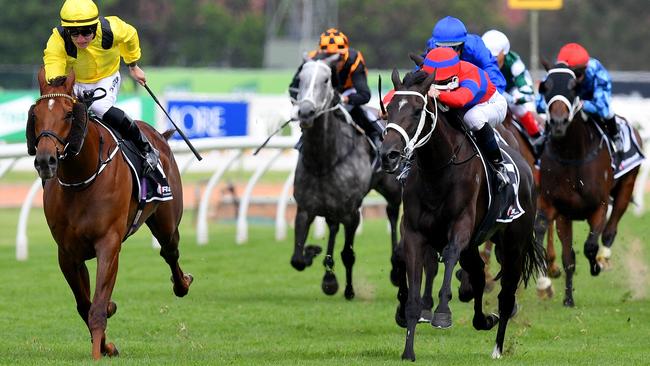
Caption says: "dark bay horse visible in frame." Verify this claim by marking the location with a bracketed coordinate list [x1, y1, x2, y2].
[290, 54, 402, 299]
[26, 69, 193, 359]
[381, 69, 545, 361]
[534, 65, 643, 306]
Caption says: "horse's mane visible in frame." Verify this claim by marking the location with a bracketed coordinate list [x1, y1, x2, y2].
[48, 76, 67, 87]
[402, 70, 428, 87]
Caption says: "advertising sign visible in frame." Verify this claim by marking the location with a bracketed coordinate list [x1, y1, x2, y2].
[166, 99, 248, 139]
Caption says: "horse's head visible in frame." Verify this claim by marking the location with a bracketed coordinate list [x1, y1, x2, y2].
[28, 68, 88, 179]
[539, 64, 580, 138]
[295, 53, 340, 128]
[380, 68, 437, 173]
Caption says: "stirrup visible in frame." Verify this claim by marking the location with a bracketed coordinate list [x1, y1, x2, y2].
[142, 149, 160, 175]
[495, 164, 510, 191]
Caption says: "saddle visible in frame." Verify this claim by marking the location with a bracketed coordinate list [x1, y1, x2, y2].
[591, 115, 645, 179]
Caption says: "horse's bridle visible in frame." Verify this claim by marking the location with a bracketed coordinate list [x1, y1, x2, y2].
[385, 90, 439, 160]
[33, 93, 79, 160]
[544, 68, 584, 124]
[298, 60, 341, 119]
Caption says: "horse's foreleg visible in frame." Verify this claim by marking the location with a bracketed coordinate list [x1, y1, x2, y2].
[432, 242, 462, 329]
[321, 219, 340, 296]
[89, 237, 121, 360]
[585, 204, 608, 277]
[546, 220, 562, 278]
[556, 215, 576, 307]
[384, 199, 401, 286]
[58, 253, 92, 327]
[534, 207, 556, 298]
[291, 207, 316, 271]
[341, 212, 360, 300]
[401, 233, 425, 361]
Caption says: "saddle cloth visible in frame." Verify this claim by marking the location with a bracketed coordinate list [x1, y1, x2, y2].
[609, 116, 645, 179]
[468, 130, 525, 247]
[98, 120, 173, 203]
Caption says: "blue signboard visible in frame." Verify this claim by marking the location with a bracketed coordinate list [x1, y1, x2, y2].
[166, 99, 248, 139]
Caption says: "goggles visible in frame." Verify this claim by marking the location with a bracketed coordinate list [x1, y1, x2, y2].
[67, 26, 96, 38]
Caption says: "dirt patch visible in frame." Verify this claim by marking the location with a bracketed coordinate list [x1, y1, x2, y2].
[624, 238, 648, 300]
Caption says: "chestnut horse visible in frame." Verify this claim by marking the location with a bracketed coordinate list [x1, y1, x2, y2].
[26, 69, 193, 359]
[381, 69, 545, 361]
[534, 64, 643, 306]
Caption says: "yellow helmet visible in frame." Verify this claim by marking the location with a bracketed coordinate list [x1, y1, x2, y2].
[319, 28, 349, 55]
[60, 0, 99, 27]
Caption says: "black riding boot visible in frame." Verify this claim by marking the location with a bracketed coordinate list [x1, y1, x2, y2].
[103, 106, 159, 174]
[351, 106, 382, 148]
[475, 124, 510, 191]
[604, 115, 623, 152]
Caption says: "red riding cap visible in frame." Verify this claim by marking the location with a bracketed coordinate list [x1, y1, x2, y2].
[422, 47, 460, 81]
[556, 43, 590, 68]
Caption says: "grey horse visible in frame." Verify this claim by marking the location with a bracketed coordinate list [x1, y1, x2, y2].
[290, 54, 402, 299]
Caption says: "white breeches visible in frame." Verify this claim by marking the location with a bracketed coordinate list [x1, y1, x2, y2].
[462, 91, 507, 131]
[73, 71, 121, 119]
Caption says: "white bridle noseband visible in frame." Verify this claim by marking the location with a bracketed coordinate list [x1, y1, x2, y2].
[545, 68, 583, 122]
[385, 90, 439, 159]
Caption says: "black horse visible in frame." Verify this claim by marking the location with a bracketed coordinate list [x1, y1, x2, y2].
[534, 64, 644, 306]
[290, 54, 402, 299]
[381, 68, 545, 360]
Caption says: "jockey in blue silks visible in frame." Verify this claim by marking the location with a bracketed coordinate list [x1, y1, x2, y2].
[424, 16, 506, 94]
[536, 43, 623, 151]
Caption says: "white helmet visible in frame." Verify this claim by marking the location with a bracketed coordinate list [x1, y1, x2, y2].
[481, 29, 510, 57]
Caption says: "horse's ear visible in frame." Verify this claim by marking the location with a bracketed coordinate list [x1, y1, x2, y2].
[391, 68, 402, 89]
[66, 102, 88, 155]
[409, 52, 424, 68]
[302, 52, 310, 62]
[538, 78, 553, 95]
[25, 104, 36, 156]
[37, 67, 47, 94]
[422, 70, 437, 92]
[64, 71, 76, 94]
[540, 58, 552, 72]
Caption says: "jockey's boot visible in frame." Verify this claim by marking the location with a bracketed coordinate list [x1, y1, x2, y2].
[519, 111, 545, 156]
[103, 106, 160, 175]
[475, 124, 510, 191]
[352, 106, 383, 149]
[604, 115, 624, 153]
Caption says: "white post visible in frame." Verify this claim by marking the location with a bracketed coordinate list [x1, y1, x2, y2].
[16, 178, 42, 261]
[275, 164, 297, 241]
[236, 149, 284, 244]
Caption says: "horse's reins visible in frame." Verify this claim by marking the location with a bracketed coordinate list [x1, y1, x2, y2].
[34, 92, 120, 189]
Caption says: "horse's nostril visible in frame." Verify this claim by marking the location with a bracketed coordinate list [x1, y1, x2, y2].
[388, 151, 400, 160]
[48, 156, 57, 166]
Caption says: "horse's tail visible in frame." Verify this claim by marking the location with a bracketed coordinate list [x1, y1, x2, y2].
[521, 231, 547, 287]
[162, 129, 175, 141]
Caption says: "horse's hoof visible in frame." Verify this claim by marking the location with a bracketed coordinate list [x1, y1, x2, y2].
[395, 305, 407, 328]
[291, 259, 306, 271]
[304, 245, 322, 266]
[431, 311, 452, 329]
[171, 273, 193, 297]
[536, 276, 554, 299]
[321, 272, 338, 295]
[107, 301, 117, 318]
[102, 342, 119, 357]
[418, 309, 433, 323]
[401, 350, 416, 362]
[548, 264, 562, 278]
[486, 313, 500, 329]
[344, 286, 355, 300]
[589, 260, 601, 276]
[563, 297, 575, 307]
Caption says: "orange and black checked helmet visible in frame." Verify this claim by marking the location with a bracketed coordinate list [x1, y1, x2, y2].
[319, 28, 349, 55]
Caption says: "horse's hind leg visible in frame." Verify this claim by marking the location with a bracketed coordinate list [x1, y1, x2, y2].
[585, 204, 608, 277]
[492, 244, 523, 359]
[341, 212, 360, 300]
[460, 247, 498, 331]
[58, 253, 92, 327]
[601, 172, 638, 268]
[419, 245, 438, 323]
[386, 200, 401, 286]
[556, 215, 576, 307]
[146, 208, 193, 297]
[321, 219, 340, 296]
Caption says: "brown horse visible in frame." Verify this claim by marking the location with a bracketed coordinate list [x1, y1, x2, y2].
[534, 64, 642, 306]
[381, 69, 545, 361]
[26, 69, 193, 359]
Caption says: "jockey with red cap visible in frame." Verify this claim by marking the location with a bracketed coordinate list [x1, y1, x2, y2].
[425, 47, 510, 190]
[537, 43, 623, 152]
